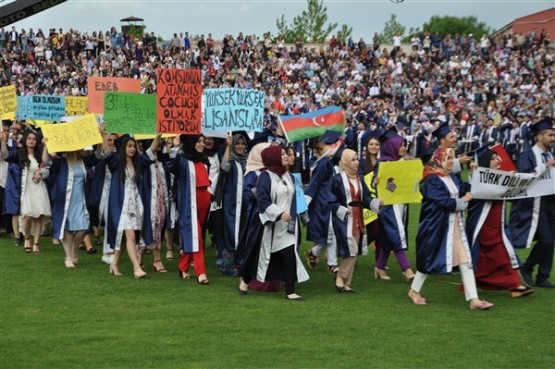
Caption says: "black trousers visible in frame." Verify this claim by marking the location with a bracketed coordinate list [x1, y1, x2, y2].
[266, 245, 297, 295]
[524, 196, 555, 282]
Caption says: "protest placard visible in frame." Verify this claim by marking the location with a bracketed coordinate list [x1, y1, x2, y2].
[15, 95, 65, 121]
[15, 96, 31, 120]
[203, 88, 264, 132]
[40, 114, 102, 153]
[134, 133, 177, 140]
[292, 173, 308, 213]
[87, 77, 141, 114]
[0, 85, 17, 115]
[65, 96, 88, 116]
[156, 68, 202, 134]
[363, 172, 378, 225]
[470, 167, 555, 200]
[377, 160, 423, 205]
[103, 92, 157, 134]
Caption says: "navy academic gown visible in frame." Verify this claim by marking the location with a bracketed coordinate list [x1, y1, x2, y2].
[220, 158, 245, 251]
[48, 156, 97, 240]
[416, 173, 472, 274]
[166, 152, 209, 253]
[508, 146, 553, 248]
[139, 150, 169, 246]
[304, 156, 335, 244]
[331, 172, 374, 258]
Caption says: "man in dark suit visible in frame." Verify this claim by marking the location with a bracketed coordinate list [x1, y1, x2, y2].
[509, 117, 555, 288]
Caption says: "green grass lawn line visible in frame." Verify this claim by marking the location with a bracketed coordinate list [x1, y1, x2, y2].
[1, 203, 554, 369]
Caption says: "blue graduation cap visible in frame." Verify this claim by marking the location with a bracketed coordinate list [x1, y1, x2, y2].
[379, 125, 398, 144]
[319, 130, 342, 144]
[432, 122, 451, 140]
[530, 117, 554, 135]
[2, 119, 12, 127]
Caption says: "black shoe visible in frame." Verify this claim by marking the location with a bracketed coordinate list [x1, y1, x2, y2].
[519, 270, 535, 287]
[510, 286, 534, 298]
[335, 285, 346, 293]
[87, 247, 97, 254]
[535, 280, 555, 289]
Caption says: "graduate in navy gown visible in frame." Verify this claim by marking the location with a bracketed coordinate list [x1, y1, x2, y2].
[373, 126, 415, 282]
[219, 133, 248, 276]
[167, 135, 212, 284]
[508, 117, 555, 288]
[47, 148, 98, 268]
[303, 130, 342, 274]
[0, 120, 23, 245]
[466, 148, 533, 298]
[138, 136, 169, 274]
[409, 147, 493, 310]
[97, 135, 151, 279]
[238, 145, 309, 300]
[331, 149, 382, 293]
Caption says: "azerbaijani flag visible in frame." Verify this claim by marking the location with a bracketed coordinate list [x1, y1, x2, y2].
[278, 106, 344, 142]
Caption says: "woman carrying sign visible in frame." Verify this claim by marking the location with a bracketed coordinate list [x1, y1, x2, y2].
[166, 134, 211, 285]
[218, 133, 248, 276]
[373, 127, 415, 282]
[96, 134, 151, 279]
[409, 147, 493, 310]
[466, 148, 533, 298]
[46, 144, 98, 268]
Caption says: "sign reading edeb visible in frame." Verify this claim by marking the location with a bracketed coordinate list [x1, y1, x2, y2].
[87, 77, 141, 114]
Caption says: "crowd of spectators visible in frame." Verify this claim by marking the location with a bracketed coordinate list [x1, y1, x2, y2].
[0, 24, 553, 156]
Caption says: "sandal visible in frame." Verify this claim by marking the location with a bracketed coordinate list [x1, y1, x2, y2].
[24, 237, 32, 253]
[33, 243, 40, 254]
[304, 249, 319, 269]
[179, 271, 191, 280]
[197, 274, 210, 285]
[153, 260, 167, 273]
[328, 265, 340, 274]
[166, 249, 174, 261]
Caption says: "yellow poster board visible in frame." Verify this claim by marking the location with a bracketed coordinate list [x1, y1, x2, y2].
[41, 114, 102, 153]
[376, 160, 423, 205]
[363, 172, 378, 225]
[0, 85, 17, 115]
[134, 133, 178, 140]
[66, 96, 88, 116]
[1, 111, 16, 121]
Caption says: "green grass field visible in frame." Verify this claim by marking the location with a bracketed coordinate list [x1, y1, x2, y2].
[1, 204, 554, 369]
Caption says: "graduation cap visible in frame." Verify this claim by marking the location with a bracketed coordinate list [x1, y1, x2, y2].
[2, 119, 12, 127]
[319, 130, 342, 145]
[432, 122, 452, 140]
[530, 117, 554, 135]
[467, 142, 494, 158]
[379, 125, 398, 144]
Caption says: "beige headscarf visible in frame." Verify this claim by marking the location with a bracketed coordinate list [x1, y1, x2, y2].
[245, 142, 272, 174]
[340, 149, 359, 179]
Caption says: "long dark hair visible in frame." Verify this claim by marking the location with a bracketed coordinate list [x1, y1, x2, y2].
[363, 137, 380, 174]
[118, 136, 141, 184]
[19, 130, 42, 169]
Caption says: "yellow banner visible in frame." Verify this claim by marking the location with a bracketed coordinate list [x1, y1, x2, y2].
[363, 172, 378, 225]
[65, 96, 88, 116]
[376, 160, 423, 205]
[134, 133, 178, 140]
[0, 85, 17, 115]
[41, 114, 102, 153]
[1, 111, 16, 121]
